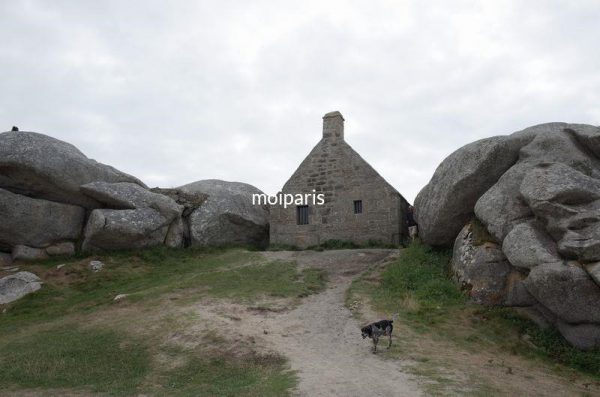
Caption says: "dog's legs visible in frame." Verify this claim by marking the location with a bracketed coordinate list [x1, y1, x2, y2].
[372, 335, 379, 353]
[387, 326, 393, 350]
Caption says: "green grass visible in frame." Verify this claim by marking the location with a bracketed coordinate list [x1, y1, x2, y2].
[156, 350, 295, 396]
[270, 238, 399, 251]
[193, 262, 326, 301]
[0, 325, 297, 397]
[1, 247, 326, 333]
[480, 308, 600, 376]
[369, 241, 463, 328]
[0, 327, 149, 395]
[267, 244, 301, 251]
[0, 247, 326, 395]
[352, 241, 600, 378]
[0, 247, 251, 332]
[470, 218, 497, 246]
[306, 239, 398, 251]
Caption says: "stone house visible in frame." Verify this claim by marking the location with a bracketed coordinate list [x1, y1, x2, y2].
[270, 111, 410, 248]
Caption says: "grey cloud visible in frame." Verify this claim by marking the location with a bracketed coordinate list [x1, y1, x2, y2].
[1, 0, 599, 203]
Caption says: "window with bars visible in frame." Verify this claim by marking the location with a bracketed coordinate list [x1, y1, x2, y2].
[297, 205, 309, 225]
[354, 200, 363, 214]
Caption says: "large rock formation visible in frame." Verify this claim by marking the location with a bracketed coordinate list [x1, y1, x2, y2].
[0, 131, 145, 208]
[150, 187, 208, 247]
[0, 188, 85, 251]
[81, 182, 183, 220]
[82, 208, 175, 252]
[179, 179, 269, 248]
[0, 130, 271, 306]
[0, 130, 157, 258]
[0, 130, 270, 258]
[0, 131, 180, 256]
[414, 136, 522, 246]
[451, 223, 512, 305]
[416, 122, 600, 349]
[80, 182, 183, 252]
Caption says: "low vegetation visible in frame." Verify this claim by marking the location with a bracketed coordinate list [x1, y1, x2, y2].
[0, 327, 149, 394]
[0, 247, 326, 396]
[154, 345, 295, 396]
[348, 241, 600, 394]
[270, 238, 398, 252]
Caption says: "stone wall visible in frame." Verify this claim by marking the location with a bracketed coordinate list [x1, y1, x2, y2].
[270, 112, 409, 247]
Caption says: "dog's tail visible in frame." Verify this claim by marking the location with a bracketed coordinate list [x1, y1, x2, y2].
[391, 313, 399, 322]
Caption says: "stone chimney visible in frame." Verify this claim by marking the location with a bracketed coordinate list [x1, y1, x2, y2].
[322, 111, 344, 140]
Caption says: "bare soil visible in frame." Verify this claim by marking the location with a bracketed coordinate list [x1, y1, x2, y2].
[41, 248, 599, 396]
[186, 249, 422, 396]
[179, 249, 600, 397]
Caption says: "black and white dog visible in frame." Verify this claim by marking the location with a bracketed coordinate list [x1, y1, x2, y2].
[361, 319, 394, 353]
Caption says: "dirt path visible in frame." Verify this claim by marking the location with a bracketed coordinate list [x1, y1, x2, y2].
[190, 249, 421, 396]
[256, 270, 420, 396]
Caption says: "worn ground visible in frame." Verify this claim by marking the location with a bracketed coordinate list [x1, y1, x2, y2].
[4, 248, 599, 396]
[186, 249, 421, 396]
[184, 249, 600, 396]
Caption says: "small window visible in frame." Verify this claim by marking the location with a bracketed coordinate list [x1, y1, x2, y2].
[354, 200, 362, 214]
[297, 205, 309, 225]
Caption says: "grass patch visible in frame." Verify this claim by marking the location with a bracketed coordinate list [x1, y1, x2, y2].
[270, 238, 398, 251]
[1, 247, 326, 333]
[370, 241, 463, 328]
[355, 241, 600, 378]
[0, 326, 149, 395]
[470, 218, 496, 246]
[0, 323, 297, 396]
[480, 308, 600, 376]
[0, 247, 328, 395]
[155, 349, 295, 396]
[192, 262, 327, 301]
[0, 247, 254, 332]
[267, 244, 301, 251]
[307, 239, 398, 251]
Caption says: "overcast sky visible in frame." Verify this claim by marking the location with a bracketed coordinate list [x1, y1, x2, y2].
[1, 1, 599, 202]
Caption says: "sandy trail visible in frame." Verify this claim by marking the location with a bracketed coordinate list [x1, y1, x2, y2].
[191, 249, 421, 397]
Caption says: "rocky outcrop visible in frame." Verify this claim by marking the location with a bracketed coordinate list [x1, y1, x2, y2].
[12, 245, 49, 261]
[0, 130, 269, 257]
[164, 217, 185, 248]
[569, 124, 600, 158]
[414, 136, 522, 246]
[473, 164, 533, 242]
[45, 242, 76, 256]
[79, 179, 269, 251]
[81, 182, 183, 252]
[8, 242, 76, 261]
[557, 321, 600, 351]
[0, 252, 12, 266]
[0, 130, 164, 257]
[0, 188, 85, 251]
[81, 182, 182, 219]
[0, 271, 42, 304]
[150, 187, 209, 248]
[501, 222, 562, 270]
[417, 122, 600, 349]
[451, 223, 512, 305]
[179, 179, 269, 248]
[82, 209, 170, 252]
[520, 164, 600, 263]
[0, 131, 145, 208]
[524, 262, 600, 324]
[150, 187, 207, 218]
